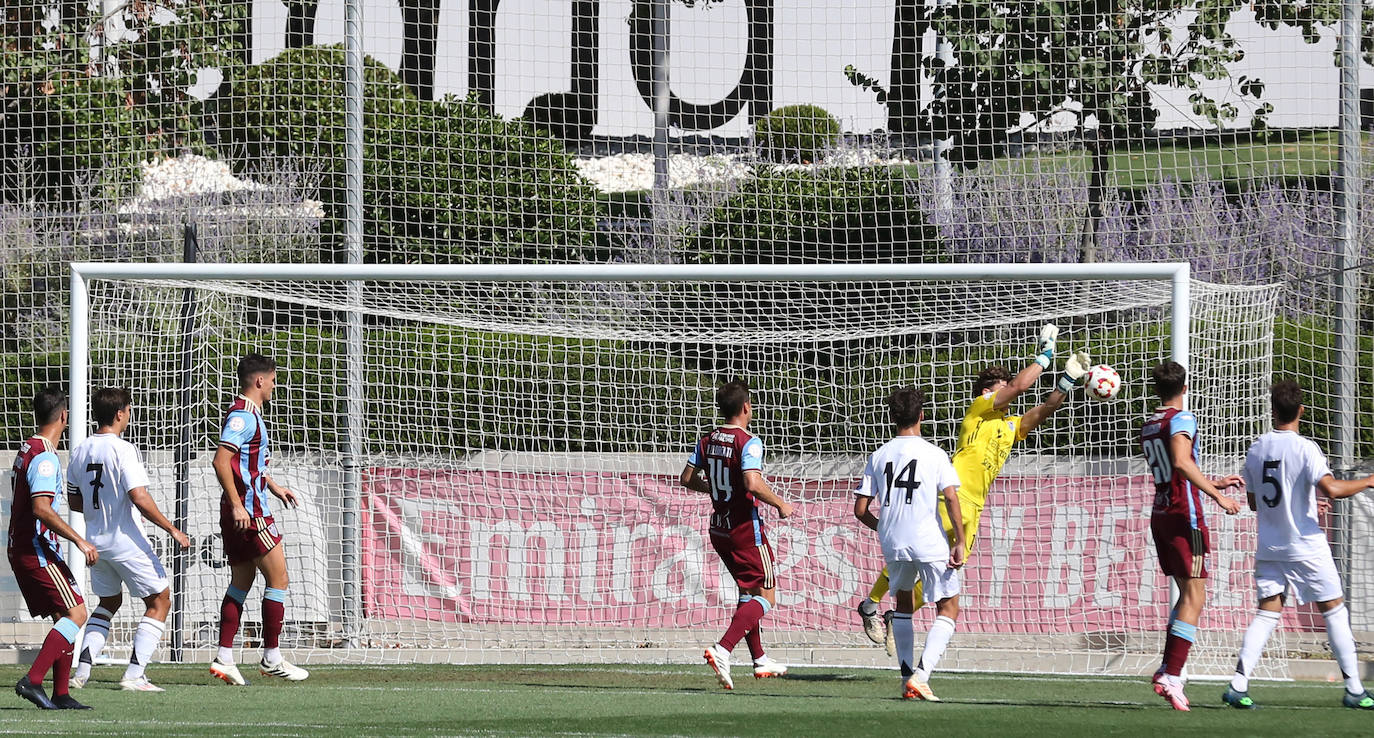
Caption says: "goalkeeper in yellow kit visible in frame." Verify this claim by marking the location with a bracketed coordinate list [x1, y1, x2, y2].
[856, 324, 1092, 651]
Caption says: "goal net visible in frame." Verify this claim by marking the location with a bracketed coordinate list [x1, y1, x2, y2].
[70, 263, 1283, 677]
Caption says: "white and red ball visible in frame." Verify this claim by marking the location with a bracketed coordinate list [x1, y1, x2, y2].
[1085, 364, 1122, 400]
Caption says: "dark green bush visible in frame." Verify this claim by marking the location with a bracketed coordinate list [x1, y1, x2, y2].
[690, 166, 943, 264]
[216, 45, 603, 263]
[753, 104, 841, 164]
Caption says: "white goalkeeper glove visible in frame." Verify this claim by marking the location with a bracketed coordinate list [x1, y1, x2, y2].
[1058, 351, 1091, 394]
[1034, 324, 1058, 369]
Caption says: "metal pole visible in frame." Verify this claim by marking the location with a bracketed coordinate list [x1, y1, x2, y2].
[651, 0, 670, 195]
[1168, 263, 1190, 636]
[170, 223, 198, 662]
[931, 0, 954, 220]
[67, 266, 90, 595]
[343, 0, 366, 645]
[1334, 0, 1361, 471]
[1333, 0, 1362, 593]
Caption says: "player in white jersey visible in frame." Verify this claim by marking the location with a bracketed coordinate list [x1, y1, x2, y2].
[853, 386, 965, 701]
[66, 388, 189, 692]
[1224, 380, 1374, 711]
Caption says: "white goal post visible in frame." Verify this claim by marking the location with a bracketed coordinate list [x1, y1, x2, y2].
[66, 261, 1284, 677]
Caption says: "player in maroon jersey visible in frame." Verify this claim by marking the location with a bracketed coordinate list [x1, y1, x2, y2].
[680, 380, 794, 689]
[208, 354, 308, 685]
[1139, 361, 1243, 711]
[9, 386, 98, 710]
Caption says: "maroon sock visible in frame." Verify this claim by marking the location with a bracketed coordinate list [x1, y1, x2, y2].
[719, 599, 766, 652]
[745, 626, 764, 661]
[51, 649, 73, 696]
[27, 626, 72, 685]
[1162, 632, 1193, 676]
[263, 598, 285, 649]
[219, 594, 245, 649]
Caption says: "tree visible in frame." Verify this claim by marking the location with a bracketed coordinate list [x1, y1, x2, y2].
[924, 1, 1281, 261]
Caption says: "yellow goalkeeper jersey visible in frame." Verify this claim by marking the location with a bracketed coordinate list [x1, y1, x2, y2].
[951, 391, 1027, 511]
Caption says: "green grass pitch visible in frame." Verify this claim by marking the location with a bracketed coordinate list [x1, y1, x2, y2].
[3, 663, 1368, 736]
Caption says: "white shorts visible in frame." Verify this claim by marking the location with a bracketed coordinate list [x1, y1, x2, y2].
[1255, 556, 1344, 606]
[88, 554, 170, 599]
[887, 559, 960, 604]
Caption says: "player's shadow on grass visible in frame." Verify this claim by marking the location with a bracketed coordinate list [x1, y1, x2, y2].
[783, 672, 873, 682]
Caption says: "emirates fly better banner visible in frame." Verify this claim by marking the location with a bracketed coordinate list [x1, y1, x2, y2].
[361, 469, 1281, 633]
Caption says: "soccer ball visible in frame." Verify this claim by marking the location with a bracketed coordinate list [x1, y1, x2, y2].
[1085, 364, 1121, 400]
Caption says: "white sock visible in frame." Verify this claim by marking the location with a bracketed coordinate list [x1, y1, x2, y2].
[264, 647, 282, 665]
[76, 606, 115, 680]
[217, 646, 235, 665]
[915, 615, 956, 683]
[892, 612, 915, 678]
[1231, 609, 1281, 692]
[1323, 604, 1365, 694]
[123, 617, 166, 681]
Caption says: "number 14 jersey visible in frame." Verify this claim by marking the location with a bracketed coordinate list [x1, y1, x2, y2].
[854, 436, 961, 564]
[66, 433, 154, 559]
[687, 424, 765, 535]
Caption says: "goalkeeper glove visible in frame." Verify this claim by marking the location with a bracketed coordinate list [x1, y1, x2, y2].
[1034, 324, 1058, 369]
[1058, 351, 1091, 394]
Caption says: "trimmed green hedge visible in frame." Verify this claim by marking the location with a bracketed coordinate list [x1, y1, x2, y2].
[754, 104, 841, 164]
[689, 167, 942, 264]
[9, 316, 1373, 460]
[215, 45, 603, 263]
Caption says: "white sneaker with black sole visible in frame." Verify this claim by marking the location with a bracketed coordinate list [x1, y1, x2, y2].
[259, 657, 309, 681]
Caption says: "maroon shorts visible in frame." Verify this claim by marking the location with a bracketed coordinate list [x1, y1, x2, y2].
[220, 515, 283, 565]
[1151, 514, 1209, 579]
[710, 523, 776, 591]
[9, 554, 84, 617]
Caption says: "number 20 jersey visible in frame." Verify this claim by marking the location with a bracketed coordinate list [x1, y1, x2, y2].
[1140, 407, 1204, 525]
[687, 425, 763, 535]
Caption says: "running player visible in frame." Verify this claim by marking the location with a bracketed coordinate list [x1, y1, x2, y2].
[854, 386, 965, 700]
[208, 353, 309, 684]
[9, 386, 97, 710]
[857, 325, 1091, 650]
[681, 380, 793, 689]
[1224, 379, 1374, 710]
[67, 387, 190, 692]
[1140, 360, 1242, 711]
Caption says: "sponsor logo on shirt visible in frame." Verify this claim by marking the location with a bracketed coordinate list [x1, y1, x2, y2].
[36, 459, 56, 477]
[228, 416, 247, 432]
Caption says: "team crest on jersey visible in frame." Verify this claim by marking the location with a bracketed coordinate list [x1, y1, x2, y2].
[228, 416, 246, 432]
[36, 459, 56, 477]
[1007, 420, 1015, 432]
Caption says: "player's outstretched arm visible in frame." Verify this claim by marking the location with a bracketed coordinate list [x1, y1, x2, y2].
[129, 487, 191, 548]
[1021, 351, 1092, 434]
[679, 464, 711, 494]
[31, 496, 98, 565]
[993, 324, 1057, 409]
[1169, 433, 1242, 514]
[1317, 472, 1374, 500]
[745, 471, 793, 519]
[942, 484, 966, 568]
[853, 495, 878, 531]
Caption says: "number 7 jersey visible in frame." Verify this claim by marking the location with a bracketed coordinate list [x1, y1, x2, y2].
[687, 425, 764, 534]
[66, 433, 154, 558]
